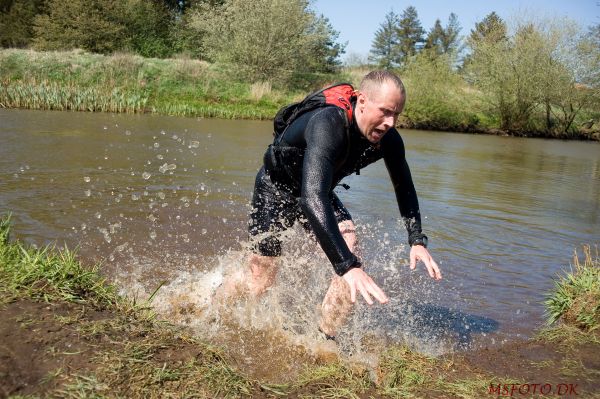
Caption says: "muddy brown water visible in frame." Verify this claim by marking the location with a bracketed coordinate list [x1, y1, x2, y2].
[1, 108, 599, 378]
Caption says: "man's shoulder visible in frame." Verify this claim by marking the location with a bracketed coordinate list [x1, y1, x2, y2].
[308, 105, 348, 124]
[380, 128, 406, 155]
[382, 128, 403, 144]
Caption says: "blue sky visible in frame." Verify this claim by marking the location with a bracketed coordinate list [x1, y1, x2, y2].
[312, 0, 600, 59]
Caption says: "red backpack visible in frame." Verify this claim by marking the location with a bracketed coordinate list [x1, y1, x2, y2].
[273, 83, 356, 141]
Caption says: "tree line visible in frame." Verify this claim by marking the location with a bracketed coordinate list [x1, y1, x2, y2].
[1, 0, 599, 136]
[0, 0, 344, 85]
[369, 7, 600, 136]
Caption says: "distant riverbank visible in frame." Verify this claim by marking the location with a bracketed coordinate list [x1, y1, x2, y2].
[1, 49, 599, 141]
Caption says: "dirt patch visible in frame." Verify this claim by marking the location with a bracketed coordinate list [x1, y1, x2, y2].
[0, 299, 110, 396]
[1, 297, 599, 398]
[453, 335, 600, 397]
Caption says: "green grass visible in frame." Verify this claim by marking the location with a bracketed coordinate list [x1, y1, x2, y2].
[0, 49, 295, 119]
[2, 48, 598, 140]
[545, 245, 600, 331]
[2, 213, 598, 398]
[0, 214, 117, 308]
[0, 214, 501, 398]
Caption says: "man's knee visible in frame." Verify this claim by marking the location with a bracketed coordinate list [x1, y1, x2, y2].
[248, 253, 279, 295]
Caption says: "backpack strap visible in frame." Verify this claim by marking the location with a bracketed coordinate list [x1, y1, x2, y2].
[273, 83, 356, 145]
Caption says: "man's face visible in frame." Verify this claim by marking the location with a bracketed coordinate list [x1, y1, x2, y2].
[355, 82, 405, 144]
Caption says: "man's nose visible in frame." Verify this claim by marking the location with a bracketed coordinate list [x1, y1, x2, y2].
[382, 115, 394, 130]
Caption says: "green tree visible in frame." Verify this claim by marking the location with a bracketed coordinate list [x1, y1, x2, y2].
[467, 16, 599, 135]
[467, 11, 507, 46]
[0, 0, 44, 48]
[32, 0, 178, 57]
[33, 0, 128, 53]
[303, 14, 345, 74]
[402, 51, 472, 130]
[123, 0, 175, 58]
[542, 21, 600, 134]
[369, 10, 401, 69]
[425, 13, 461, 56]
[396, 6, 425, 65]
[442, 13, 462, 54]
[424, 19, 445, 54]
[188, 0, 344, 85]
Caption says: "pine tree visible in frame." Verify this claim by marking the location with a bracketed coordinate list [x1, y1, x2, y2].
[396, 6, 425, 65]
[442, 13, 461, 53]
[468, 11, 507, 46]
[369, 10, 400, 69]
[424, 19, 445, 54]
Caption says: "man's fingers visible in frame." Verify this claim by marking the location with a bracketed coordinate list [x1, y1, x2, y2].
[423, 256, 442, 280]
[409, 246, 443, 281]
[430, 259, 442, 280]
[359, 279, 389, 305]
[349, 283, 357, 303]
[370, 284, 389, 304]
[358, 284, 374, 305]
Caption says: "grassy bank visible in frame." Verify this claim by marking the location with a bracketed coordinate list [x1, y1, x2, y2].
[0, 49, 301, 120]
[1, 213, 600, 398]
[3, 49, 599, 141]
[546, 245, 600, 332]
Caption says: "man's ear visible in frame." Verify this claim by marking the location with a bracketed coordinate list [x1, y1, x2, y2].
[356, 91, 367, 110]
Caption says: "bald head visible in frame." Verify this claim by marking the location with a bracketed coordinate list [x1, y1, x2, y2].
[355, 70, 406, 143]
[359, 70, 406, 101]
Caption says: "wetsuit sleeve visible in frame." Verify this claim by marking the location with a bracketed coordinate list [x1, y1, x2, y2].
[381, 130, 425, 245]
[299, 108, 359, 276]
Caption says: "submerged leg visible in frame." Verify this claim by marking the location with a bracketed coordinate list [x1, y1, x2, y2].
[215, 253, 279, 301]
[319, 220, 359, 337]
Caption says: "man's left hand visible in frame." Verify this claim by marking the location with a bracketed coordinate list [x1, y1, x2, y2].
[409, 245, 442, 280]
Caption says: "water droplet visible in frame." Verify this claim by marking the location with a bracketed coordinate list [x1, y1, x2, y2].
[84, 176, 91, 183]
[125, 130, 131, 136]
[142, 172, 151, 180]
[201, 228, 207, 235]
[157, 192, 166, 200]
[154, 143, 160, 148]
[95, 212, 101, 219]
[84, 189, 91, 197]
[189, 141, 200, 148]
[159, 163, 177, 173]
[149, 231, 157, 240]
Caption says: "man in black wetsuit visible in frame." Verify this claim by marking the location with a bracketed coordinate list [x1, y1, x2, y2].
[220, 70, 441, 339]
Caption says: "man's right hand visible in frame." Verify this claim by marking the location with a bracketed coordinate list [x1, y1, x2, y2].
[342, 267, 389, 305]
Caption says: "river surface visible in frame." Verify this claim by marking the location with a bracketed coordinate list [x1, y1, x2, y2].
[1, 108, 599, 375]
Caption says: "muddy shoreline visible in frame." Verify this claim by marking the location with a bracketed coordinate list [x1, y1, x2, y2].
[2, 296, 599, 398]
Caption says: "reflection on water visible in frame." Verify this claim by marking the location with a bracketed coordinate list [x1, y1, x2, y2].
[1, 109, 599, 377]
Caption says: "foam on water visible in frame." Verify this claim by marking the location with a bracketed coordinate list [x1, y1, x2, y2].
[105, 219, 469, 376]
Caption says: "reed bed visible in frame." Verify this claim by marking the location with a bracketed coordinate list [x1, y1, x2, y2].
[0, 81, 147, 113]
[0, 49, 293, 119]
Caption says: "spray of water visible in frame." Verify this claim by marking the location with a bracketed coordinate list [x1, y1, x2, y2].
[69, 121, 479, 380]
